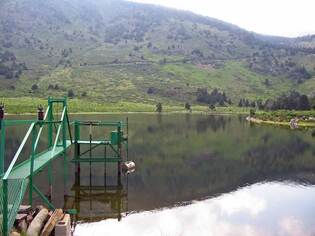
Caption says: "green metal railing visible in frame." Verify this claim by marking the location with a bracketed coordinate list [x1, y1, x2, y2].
[0, 97, 72, 235]
[0, 97, 128, 235]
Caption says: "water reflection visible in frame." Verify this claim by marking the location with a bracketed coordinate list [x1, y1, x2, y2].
[75, 182, 315, 236]
[196, 115, 230, 133]
[64, 169, 128, 224]
[4, 114, 315, 235]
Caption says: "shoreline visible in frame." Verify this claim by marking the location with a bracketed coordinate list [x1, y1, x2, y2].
[4, 110, 249, 116]
[246, 116, 315, 128]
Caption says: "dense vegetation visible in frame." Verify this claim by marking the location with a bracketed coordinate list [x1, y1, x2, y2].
[0, 0, 314, 109]
[238, 91, 313, 111]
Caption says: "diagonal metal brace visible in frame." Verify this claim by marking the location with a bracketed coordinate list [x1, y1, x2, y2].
[33, 184, 55, 210]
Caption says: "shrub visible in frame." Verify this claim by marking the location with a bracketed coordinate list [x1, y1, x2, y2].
[68, 89, 75, 98]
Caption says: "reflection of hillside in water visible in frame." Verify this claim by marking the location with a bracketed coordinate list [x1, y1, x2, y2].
[196, 115, 231, 133]
[127, 114, 315, 211]
[5, 114, 315, 217]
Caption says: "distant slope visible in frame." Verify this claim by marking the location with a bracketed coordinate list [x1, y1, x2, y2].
[0, 0, 314, 105]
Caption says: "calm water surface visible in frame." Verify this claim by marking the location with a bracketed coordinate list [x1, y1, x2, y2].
[5, 114, 315, 236]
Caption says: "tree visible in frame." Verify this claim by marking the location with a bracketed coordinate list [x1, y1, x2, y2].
[264, 79, 270, 86]
[147, 87, 155, 94]
[31, 84, 38, 91]
[185, 102, 192, 112]
[238, 99, 243, 107]
[245, 99, 250, 107]
[268, 91, 311, 111]
[159, 58, 167, 65]
[156, 103, 162, 113]
[209, 104, 216, 111]
[196, 88, 209, 104]
[256, 99, 264, 110]
[264, 99, 275, 111]
[68, 89, 75, 98]
[196, 88, 229, 106]
[299, 95, 311, 110]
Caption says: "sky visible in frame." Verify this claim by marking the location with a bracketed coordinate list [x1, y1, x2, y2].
[128, 0, 315, 38]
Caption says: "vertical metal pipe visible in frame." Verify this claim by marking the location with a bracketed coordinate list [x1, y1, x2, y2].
[29, 125, 37, 205]
[3, 178, 8, 236]
[47, 98, 53, 198]
[104, 146, 107, 187]
[62, 100, 67, 149]
[48, 161, 52, 201]
[89, 123, 92, 175]
[74, 121, 80, 175]
[74, 165, 80, 225]
[0, 123, 6, 175]
[48, 98, 53, 148]
[62, 101, 68, 190]
[117, 122, 122, 183]
[126, 117, 129, 161]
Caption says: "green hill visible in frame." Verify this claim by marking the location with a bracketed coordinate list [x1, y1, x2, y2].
[0, 0, 314, 109]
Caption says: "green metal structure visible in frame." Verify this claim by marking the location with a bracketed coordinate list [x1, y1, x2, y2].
[0, 97, 128, 235]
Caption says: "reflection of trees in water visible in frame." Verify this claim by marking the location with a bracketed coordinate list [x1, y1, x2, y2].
[245, 136, 311, 173]
[156, 114, 162, 126]
[147, 125, 156, 133]
[185, 113, 191, 129]
[147, 115, 231, 135]
[238, 115, 243, 124]
[261, 133, 271, 144]
[196, 116, 230, 133]
[128, 132, 315, 211]
[146, 122, 177, 134]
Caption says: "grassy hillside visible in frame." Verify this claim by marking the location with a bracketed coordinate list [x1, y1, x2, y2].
[0, 0, 314, 109]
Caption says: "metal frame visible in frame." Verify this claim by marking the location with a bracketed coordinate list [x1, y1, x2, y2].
[0, 97, 129, 235]
[0, 97, 71, 235]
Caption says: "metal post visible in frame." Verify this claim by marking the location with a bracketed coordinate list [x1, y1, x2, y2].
[104, 146, 107, 186]
[118, 185, 122, 221]
[74, 121, 80, 174]
[62, 100, 68, 187]
[74, 166, 80, 224]
[0, 123, 6, 175]
[29, 125, 37, 205]
[117, 122, 122, 182]
[89, 123, 92, 181]
[48, 98, 53, 148]
[126, 117, 129, 162]
[48, 161, 52, 201]
[3, 178, 8, 236]
[47, 99, 53, 199]
[62, 100, 67, 149]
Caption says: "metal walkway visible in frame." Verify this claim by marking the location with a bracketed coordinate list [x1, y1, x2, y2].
[0, 97, 128, 235]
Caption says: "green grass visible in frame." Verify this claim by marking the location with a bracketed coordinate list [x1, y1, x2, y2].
[1, 0, 315, 107]
[1, 97, 252, 114]
[255, 110, 315, 122]
[161, 61, 295, 102]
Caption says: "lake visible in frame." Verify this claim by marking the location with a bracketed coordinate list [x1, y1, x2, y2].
[4, 113, 315, 236]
